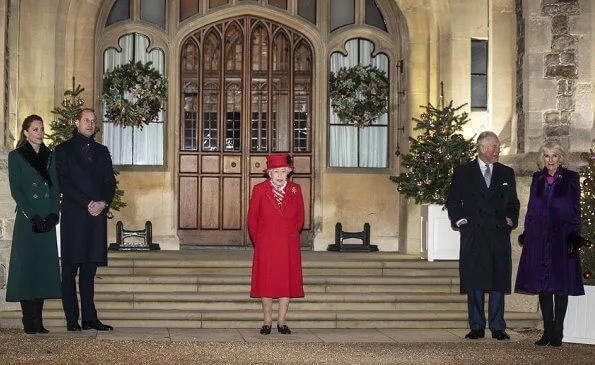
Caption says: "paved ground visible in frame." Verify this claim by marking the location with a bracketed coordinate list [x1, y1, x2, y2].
[1, 328, 594, 364]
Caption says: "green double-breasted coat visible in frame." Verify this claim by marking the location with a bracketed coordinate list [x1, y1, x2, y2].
[5, 143, 61, 301]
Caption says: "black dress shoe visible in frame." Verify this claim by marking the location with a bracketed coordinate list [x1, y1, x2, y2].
[535, 334, 550, 346]
[82, 320, 113, 331]
[259, 325, 272, 335]
[67, 322, 82, 331]
[549, 337, 562, 347]
[37, 326, 49, 334]
[277, 324, 291, 335]
[465, 329, 485, 339]
[492, 330, 510, 340]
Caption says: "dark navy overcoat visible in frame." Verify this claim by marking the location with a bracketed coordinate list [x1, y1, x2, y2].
[446, 159, 520, 294]
[55, 132, 116, 266]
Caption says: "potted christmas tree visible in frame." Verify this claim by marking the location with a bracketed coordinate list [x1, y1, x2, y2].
[564, 148, 595, 344]
[390, 84, 475, 260]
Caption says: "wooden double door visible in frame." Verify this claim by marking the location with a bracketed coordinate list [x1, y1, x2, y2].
[177, 16, 313, 246]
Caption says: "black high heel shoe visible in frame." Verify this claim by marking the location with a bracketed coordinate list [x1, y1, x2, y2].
[259, 324, 272, 335]
[277, 324, 291, 334]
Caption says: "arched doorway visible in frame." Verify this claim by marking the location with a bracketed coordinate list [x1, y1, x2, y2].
[177, 16, 314, 247]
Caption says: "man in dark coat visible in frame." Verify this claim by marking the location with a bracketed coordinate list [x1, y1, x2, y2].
[446, 131, 520, 341]
[55, 108, 116, 331]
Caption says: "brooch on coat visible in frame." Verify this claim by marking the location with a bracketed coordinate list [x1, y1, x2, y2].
[291, 186, 297, 194]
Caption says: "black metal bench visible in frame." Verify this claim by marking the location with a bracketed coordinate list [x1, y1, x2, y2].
[109, 221, 161, 251]
[327, 222, 378, 252]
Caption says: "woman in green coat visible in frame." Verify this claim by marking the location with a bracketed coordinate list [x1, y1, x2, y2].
[6, 114, 61, 334]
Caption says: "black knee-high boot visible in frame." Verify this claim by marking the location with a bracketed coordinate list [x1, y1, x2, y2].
[536, 294, 553, 346]
[551, 294, 568, 347]
[20, 300, 36, 334]
[33, 299, 49, 334]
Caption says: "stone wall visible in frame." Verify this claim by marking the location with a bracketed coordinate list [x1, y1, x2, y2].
[524, 0, 593, 152]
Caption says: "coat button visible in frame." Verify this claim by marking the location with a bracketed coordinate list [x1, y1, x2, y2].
[32, 183, 37, 187]
[44, 182, 48, 186]
[45, 193, 49, 198]
[33, 194, 38, 198]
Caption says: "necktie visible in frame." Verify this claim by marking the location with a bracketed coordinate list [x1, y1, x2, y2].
[82, 143, 93, 162]
[484, 165, 491, 188]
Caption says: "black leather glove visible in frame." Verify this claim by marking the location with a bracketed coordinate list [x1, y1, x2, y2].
[45, 213, 59, 227]
[30, 215, 48, 233]
[518, 232, 525, 246]
[568, 233, 584, 254]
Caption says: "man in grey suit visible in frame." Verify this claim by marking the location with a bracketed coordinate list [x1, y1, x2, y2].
[446, 131, 520, 340]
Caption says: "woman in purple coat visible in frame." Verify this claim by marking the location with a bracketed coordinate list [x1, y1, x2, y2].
[515, 140, 584, 347]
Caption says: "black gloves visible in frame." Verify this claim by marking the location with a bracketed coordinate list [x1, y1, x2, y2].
[568, 233, 584, 254]
[45, 213, 59, 227]
[30, 213, 59, 233]
[518, 232, 525, 246]
[30, 215, 48, 233]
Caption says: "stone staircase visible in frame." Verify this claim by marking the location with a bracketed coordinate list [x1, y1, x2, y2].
[0, 250, 540, 329]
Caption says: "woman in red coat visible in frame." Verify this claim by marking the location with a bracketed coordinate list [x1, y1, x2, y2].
[248, 154, 304, 335]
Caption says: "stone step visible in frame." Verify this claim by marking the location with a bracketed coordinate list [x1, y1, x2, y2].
[0, 309, 540, 329]
[105, 257, 459, 270]
[0, 251, 538, 330]
[42, 292, 469, 303]
[42, 300, 467, 312]
[40, 292, 469, 312]
[98, 267, 460, 277]
[93, 275, 458, 285]
[93, 283, 458, 294]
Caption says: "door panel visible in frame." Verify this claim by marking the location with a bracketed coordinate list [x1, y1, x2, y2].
[200, 177, 220, 229]
[179, 177, 198, 229]
[293, 177, 311, 230]
[222, 177, 242, 229]
[178, 16, 313, 246]
[180, 155, 198, 173]
[202, 155, 220, 173]
[222, 156, 241, 173]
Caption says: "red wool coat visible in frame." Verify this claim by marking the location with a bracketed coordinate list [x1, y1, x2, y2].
[248, 179, 304, 298]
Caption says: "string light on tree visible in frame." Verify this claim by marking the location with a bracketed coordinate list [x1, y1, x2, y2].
[580, 148, 595, 285]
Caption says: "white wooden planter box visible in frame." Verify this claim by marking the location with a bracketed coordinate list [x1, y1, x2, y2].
[421, 204, 460, 261]
[564, 285, 595, 344]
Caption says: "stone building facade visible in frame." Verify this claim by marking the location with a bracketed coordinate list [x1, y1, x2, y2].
[0, 0, 593, 313]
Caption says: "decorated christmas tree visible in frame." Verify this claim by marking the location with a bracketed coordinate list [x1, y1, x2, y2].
[390, 88, 476, 205]
[46, 84, 86, 149]
[580, 149, 595, 285]
[46, 81, 126, 217]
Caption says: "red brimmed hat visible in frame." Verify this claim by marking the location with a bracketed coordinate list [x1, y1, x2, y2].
[264, 154, 293, 172]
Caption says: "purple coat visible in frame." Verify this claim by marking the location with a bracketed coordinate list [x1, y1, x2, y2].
[515, 167, 584, 296]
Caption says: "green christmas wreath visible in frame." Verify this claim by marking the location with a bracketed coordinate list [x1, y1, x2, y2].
[102, 61, 168, 128]
[329, 64, 390, 128]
